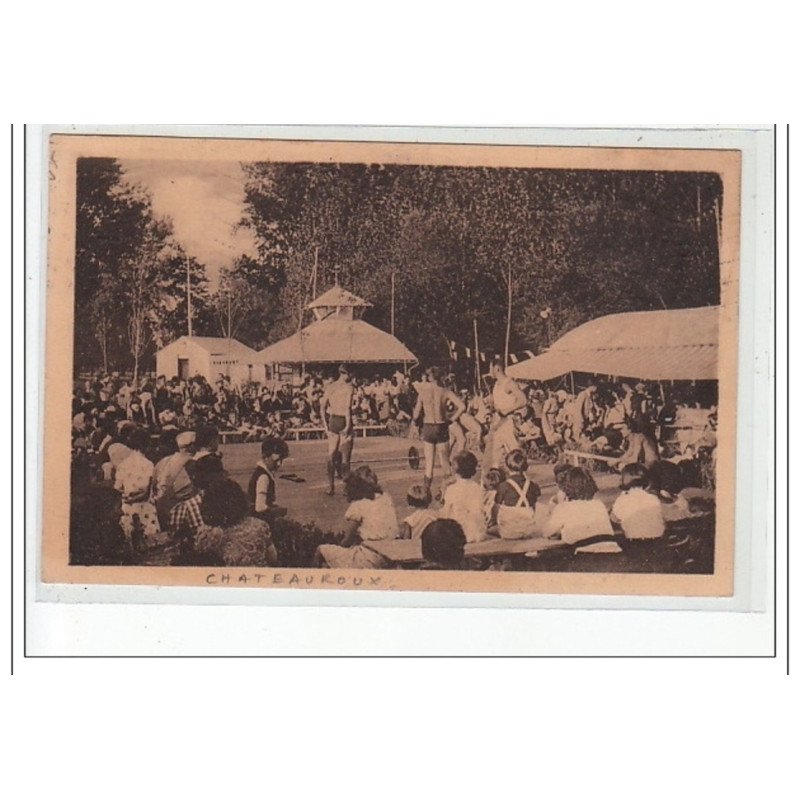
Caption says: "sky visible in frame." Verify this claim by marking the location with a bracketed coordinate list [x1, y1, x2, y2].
[119, 159, 259, 288]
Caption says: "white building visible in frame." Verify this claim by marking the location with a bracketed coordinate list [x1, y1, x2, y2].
[155, 336, 261, 385]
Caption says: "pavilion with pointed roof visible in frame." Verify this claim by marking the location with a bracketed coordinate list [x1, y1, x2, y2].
[258, 284, 417, 373]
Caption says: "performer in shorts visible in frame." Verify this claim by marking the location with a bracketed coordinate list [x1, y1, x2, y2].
[412, 366, 466, 493]
[320, 364, 355, 495]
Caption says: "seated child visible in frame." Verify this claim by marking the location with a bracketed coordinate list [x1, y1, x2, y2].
[646, 460, 695, 521]
[493, 449, 541, 540]
[610, 463, 665, 539]
[542, 466, 621, 553]
[315, 466, 398, 569]
[440, 451, 488, 543]
[399, 485, 438, 540]
[421, 519, 467, 570]
[482, 467, 505, 528]
[248, 437, 290, 523]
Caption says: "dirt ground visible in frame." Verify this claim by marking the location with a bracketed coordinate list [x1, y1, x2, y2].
[220, 435, 623, 534]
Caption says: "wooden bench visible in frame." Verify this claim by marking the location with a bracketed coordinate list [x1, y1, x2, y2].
[286, 427, 326, 441]
[361, 535, 569, 567]
[563, 449, 622, 467]
[285, 424, 389, 441]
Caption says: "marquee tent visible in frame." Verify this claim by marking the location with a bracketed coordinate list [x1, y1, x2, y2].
[506, 306, 720, 382]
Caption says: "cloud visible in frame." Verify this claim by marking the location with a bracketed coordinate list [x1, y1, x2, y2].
[119, 159, 258, 288]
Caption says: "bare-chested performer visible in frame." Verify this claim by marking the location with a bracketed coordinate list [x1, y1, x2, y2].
[412, 366, 466, 492]
[321, 364, 355, 495]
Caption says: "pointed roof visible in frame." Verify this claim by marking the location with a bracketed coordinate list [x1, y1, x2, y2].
[259, 317, 416, 364]
[307, 286, 372, 310]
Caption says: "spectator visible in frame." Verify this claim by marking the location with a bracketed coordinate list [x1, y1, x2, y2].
[194, 479, 278, 567]
[542, 466, 621, 553]
[610, 463, 665, 540]
[421, 519, 467, 569]
[248, 436, 290, 523]
[493, 449, 541, 540]
[113, 427, 161, 546]
[440, 451, 487, 543]
[398, 485, 437, 540]
[314, 466, 398, 568]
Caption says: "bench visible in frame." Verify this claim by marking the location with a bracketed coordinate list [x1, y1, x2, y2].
[219, 431, 246, 444]
[361, 535, 569, 567]
[285, 424, 389, 441]
[563, 449, 622, 467]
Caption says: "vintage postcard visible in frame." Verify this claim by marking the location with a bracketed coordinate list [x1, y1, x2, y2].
[40, 129, 741, 596]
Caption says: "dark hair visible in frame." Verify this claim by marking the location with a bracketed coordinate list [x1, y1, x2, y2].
[647, 460, 684, 496]
[505, 448, 528, 474]
[352, 465, 381, 492]
[157, 429, 178, 456]
[421, 519, 466, 568]
[201, 478, 249, 528]
[127, 427, 150, 452]
[425, 365, 443, 383]
[453, 450, 478, 479]
[344, 473, 377, 502]
[261, 436, 289, 460]
[553, 461, 571, 491]
[195, 424, 219, 450]
[406, 486, 432, 508]
[620, 462, 648, 489]
[483, 467, 505, 491]
[561, 467, 598, 501]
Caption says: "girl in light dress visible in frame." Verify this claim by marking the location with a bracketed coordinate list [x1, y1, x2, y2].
[315, 466, 399, 569]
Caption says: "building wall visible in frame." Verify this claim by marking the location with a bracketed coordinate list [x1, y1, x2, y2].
[156, 339, 211, 382]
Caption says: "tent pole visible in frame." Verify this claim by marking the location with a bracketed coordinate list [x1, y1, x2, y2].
[504, 266, 512, 368]
[569, 371, 575, 396]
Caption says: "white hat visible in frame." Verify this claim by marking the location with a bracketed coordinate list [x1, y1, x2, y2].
[176, 431, 196, 448]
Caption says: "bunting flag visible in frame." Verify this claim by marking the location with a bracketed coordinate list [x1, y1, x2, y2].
[447, 340, 536, 366]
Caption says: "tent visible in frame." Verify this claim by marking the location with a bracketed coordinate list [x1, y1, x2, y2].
[156, 336, 261, 385]
[506, 306, 719, 382]
[259, 285, 417, 370]
[258, 317, 417, 364]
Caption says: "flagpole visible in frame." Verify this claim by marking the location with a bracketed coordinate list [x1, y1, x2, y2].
[187, 258, 193, 337]
[390, 269, 396, 336]
[473, 316, 481, 393]
[504, 266, 512, 368]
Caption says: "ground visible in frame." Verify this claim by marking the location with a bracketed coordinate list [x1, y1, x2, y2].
[220, 435, 623, 533]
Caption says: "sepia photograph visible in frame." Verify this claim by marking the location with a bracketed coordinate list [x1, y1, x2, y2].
[41, 132, 741, 595]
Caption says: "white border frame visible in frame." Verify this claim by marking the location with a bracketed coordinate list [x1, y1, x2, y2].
[25, 125, 776, 654]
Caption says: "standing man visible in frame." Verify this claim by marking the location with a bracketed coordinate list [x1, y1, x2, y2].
[320, 364, 355, 495]
[412, 366, 466, 493]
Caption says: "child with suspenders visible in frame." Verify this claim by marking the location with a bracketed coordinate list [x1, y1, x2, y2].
[493, 449, 541, 540]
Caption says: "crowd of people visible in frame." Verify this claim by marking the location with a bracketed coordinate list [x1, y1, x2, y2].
[71, 370, 418, 445]
[70, 363, 717, 571]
